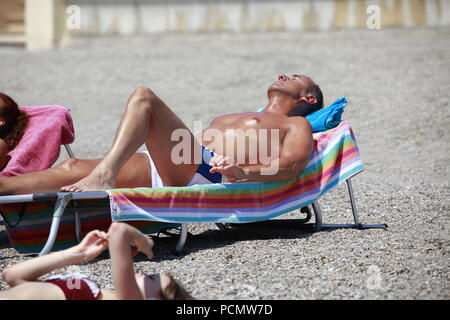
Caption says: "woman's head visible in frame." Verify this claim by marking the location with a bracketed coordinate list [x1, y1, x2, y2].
[134, 270, 193, 300]
[0, 93, 28, 149]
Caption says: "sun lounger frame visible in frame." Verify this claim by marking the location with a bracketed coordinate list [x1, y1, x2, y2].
[1, 120, 387, 256]
[0, 176, 387, 256]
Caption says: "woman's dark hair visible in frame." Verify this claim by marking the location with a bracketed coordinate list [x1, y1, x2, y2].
[160, 273, 194, 300]
[0, 93, 28, 150]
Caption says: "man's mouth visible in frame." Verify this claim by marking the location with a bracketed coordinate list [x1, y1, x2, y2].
[273, 80, 284, 86]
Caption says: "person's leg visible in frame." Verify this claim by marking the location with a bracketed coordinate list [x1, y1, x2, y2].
[0, 282, 65, 300]
[62, 87, 199, 192]
[0, 153, 151, 195]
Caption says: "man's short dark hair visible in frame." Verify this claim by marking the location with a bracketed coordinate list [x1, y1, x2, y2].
[291, 83, 324, 117]
[305, 83, 323, 113]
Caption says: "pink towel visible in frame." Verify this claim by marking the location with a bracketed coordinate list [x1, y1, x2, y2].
[0, 105, 75, 177]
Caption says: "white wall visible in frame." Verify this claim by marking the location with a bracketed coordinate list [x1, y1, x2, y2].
[26, 0, 450, 49]
[61, 0, 450, 36]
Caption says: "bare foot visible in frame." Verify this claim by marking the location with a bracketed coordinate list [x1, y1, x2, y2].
[61, 170, 115, 192]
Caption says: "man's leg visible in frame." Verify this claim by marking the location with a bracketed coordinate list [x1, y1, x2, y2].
[0, 153, 151, 195]
[61, 87, 199, 192]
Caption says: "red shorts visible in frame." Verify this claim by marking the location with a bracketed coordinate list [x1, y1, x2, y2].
[43, 274, 101, 300]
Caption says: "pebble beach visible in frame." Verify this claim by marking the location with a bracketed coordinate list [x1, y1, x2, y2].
[0, 27, 449, 299]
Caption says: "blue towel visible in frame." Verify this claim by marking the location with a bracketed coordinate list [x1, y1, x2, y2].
[256, 97, 347, 132]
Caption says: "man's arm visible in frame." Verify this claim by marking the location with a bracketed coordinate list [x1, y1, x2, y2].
[210, 117, 313, 182]
[246, 117, 313, 181]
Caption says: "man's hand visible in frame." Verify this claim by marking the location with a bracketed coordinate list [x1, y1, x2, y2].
[209, 154, 247, 181]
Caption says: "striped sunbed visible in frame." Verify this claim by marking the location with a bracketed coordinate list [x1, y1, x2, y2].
[1, 121, 382, 255]
[108, 121, 364, 224]
[0, 197, 177, 254]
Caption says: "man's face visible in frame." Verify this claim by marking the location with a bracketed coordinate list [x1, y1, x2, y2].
[268, 74, 313, 99]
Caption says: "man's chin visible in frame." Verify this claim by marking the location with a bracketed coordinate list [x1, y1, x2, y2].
[268, 84, 287, 96]
[270, 81, 283, 89]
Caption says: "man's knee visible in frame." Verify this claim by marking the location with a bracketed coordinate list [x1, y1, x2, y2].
[130, 87, 157, 104]
[128, 87, 166, 117]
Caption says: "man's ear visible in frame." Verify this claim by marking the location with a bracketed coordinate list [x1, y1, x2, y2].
[299, 94, 317, 105]
[0, 120, 5, 126]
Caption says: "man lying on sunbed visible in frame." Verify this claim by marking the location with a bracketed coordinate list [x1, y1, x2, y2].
[0, 74, 323, 195]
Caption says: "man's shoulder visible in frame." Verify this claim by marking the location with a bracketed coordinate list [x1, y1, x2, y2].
[211, 112, 243, 123]
[211, 111, 262, 123]
[286, 116, 312, 134]
[288, 115, 311, 126]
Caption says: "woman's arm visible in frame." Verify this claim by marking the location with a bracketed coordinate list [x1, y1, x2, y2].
[108, 222, 154, 300]
[1, 230, 108, 287]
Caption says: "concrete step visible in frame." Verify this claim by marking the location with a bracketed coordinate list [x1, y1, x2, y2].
[0, 35, 25, 46]
[3, 25, 25, 34]
[4, 12, 24, 21]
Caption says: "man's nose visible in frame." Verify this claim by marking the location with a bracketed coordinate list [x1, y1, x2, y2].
[278, 74, 288, 81]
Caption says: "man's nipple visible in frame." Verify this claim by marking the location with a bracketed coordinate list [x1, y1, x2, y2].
[244, 117, 260, 126]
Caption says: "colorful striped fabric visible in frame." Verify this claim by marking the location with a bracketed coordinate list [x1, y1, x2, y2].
[1, 198, 179, 254]
[108, 121, 364, 224]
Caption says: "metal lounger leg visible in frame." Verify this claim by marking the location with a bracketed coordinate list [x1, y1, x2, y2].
[64, 144, 76, 159]
[73, 200, 82, 243]
[175, 223, 188, 254]
[63, 145, 82, 243]
[346, 178, 387, 230]
[308, 179, 387, 231]
[39, 193, 73, 256]
[347, 179, 362, 228]
[311, 201, 323, 232]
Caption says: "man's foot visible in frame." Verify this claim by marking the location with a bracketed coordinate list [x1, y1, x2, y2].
[61, 170, 115, 192]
